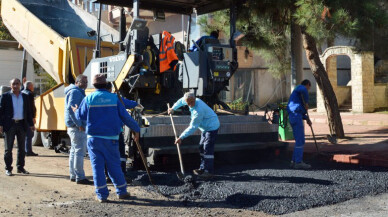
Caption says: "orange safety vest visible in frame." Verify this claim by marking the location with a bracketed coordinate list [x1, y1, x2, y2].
[159, 31, 179, 73]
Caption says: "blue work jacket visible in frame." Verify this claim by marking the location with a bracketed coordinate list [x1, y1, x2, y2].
[76, 89, 140, 139]
[287, 85, 309, 122]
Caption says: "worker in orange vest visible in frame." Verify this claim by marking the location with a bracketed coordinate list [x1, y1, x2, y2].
[159, 31, 179, 73]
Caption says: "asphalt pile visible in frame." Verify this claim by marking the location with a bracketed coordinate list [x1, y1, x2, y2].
[129, 157, 388, 215]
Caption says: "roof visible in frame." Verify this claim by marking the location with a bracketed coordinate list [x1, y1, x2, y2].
[0, 40, 20, 50]
[92, 0, 236, 15]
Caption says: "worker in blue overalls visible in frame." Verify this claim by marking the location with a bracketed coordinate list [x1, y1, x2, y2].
[287, 79, 312, 169]
[104, 82, 139, 181]
[189, 31, 219, 52]
[74, 74, 140, 203]
[168, 92, 220, 179]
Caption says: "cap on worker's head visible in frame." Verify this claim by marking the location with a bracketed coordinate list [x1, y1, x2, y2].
[92, 74, 107, 85]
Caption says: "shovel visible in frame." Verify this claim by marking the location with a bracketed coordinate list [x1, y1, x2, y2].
[301, 95, 337, 145]
[113, 82, 165, 196]
[167, 103, 186, 181]
[301, 95, 321, 153]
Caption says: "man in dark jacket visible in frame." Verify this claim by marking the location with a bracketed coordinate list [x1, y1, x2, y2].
[22, 81, 38, 156]
[0, 78, 35, 176]
[65, 74, 92, 185]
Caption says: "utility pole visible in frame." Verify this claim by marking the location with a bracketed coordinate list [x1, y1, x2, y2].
[20, 49, 28, 82]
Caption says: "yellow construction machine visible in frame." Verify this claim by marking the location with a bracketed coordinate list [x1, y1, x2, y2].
[2, 0, 283, 167]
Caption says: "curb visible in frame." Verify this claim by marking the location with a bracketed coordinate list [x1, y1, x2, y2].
[333, 153, 388, 168]
[310, 118, 388, 126]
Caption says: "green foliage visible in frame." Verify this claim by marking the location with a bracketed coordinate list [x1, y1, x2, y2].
[40, 72, 58, 93]
[294, 0, 388, 49]
[33, 60, 57, 93]
[227, 97, 249, 111]
[199, 2, 293, 78]
[0, 1, 15, 40]
[198, 12, 230, 37]
[199, 0, 388, 77]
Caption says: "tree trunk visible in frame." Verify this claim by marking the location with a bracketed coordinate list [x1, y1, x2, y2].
[300, 28, 345, 138]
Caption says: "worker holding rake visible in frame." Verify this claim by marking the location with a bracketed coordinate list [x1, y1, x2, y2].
[169, 92, 220, 179]
[287, 79, 313, 169]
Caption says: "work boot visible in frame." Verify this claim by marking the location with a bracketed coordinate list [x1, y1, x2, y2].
[193, 169, 204, 175]
[293, 162, 311, 169]
[289, 161, 295, 168]
[17, 168, 30, 174]
[198, 171, 213, 180]
[76, 179, 94, 185]
[95, 196, 108, 203]
[117, 192, 130, 200]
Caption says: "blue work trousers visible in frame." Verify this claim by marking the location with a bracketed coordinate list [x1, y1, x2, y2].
[199, 129, 218, 173]
[88, 137, 127, 200]
[290, 115, 305, 163]
[68, 127, 87, 181]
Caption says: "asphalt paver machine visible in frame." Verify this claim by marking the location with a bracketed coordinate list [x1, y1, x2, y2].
[2, 0, 283, 167]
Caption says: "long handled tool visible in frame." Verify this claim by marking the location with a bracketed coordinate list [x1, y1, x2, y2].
[113, 82, 164, 196]
[167, 103, 186, 181]
[301, 95, 320, 154]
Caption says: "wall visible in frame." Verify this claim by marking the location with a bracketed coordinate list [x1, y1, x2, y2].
[225, 69, 287, 107]
[374, 84, 388, 108]
[0, 45, 34, 87]
[336, 86, 351, 106]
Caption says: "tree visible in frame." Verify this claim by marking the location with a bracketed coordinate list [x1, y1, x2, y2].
[199, 1, 292, 78]
[0, 1, 15, 40]
[294, 0, 387, 138]
[201, 0, 388, 138]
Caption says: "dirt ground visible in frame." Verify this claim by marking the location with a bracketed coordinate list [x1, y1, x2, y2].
[0, 143, 266, 217]
[0, 115, 387, 216]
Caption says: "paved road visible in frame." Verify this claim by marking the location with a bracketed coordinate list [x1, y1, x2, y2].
[284, 193, 388, 217]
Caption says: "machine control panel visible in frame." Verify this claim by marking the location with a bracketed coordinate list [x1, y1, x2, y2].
[211, 47, 224, 60]
[207, 46, 232, 80]
[213, 61, 230, 71]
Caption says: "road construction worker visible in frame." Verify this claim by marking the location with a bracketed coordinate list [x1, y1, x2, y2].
[168, 92, 220, 179]
[104, 82, 138, 180]
[287, 79, 312, 169]
[189, 31, 219, 52]
[74, 74, 140, 203]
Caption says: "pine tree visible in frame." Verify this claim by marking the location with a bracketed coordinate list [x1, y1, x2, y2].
[201, 0, 388, 138]
[0, 1, 15, 40]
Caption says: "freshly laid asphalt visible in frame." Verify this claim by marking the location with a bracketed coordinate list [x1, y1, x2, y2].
[129, 153, 388, 215]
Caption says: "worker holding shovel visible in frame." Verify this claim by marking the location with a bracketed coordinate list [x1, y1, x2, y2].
[168, 92, 220, 179]
[287, 79, 312, 169]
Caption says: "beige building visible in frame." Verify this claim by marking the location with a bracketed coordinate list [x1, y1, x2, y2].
[69, 1, 388, 112]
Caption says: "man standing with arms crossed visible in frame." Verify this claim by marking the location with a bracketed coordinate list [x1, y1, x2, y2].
[0, 78, 34, 176]
[65, 74, 92, 184]
[168, 92, 220, 179]
[74, 74, 140, 203]
[287, 79, 312, 169]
